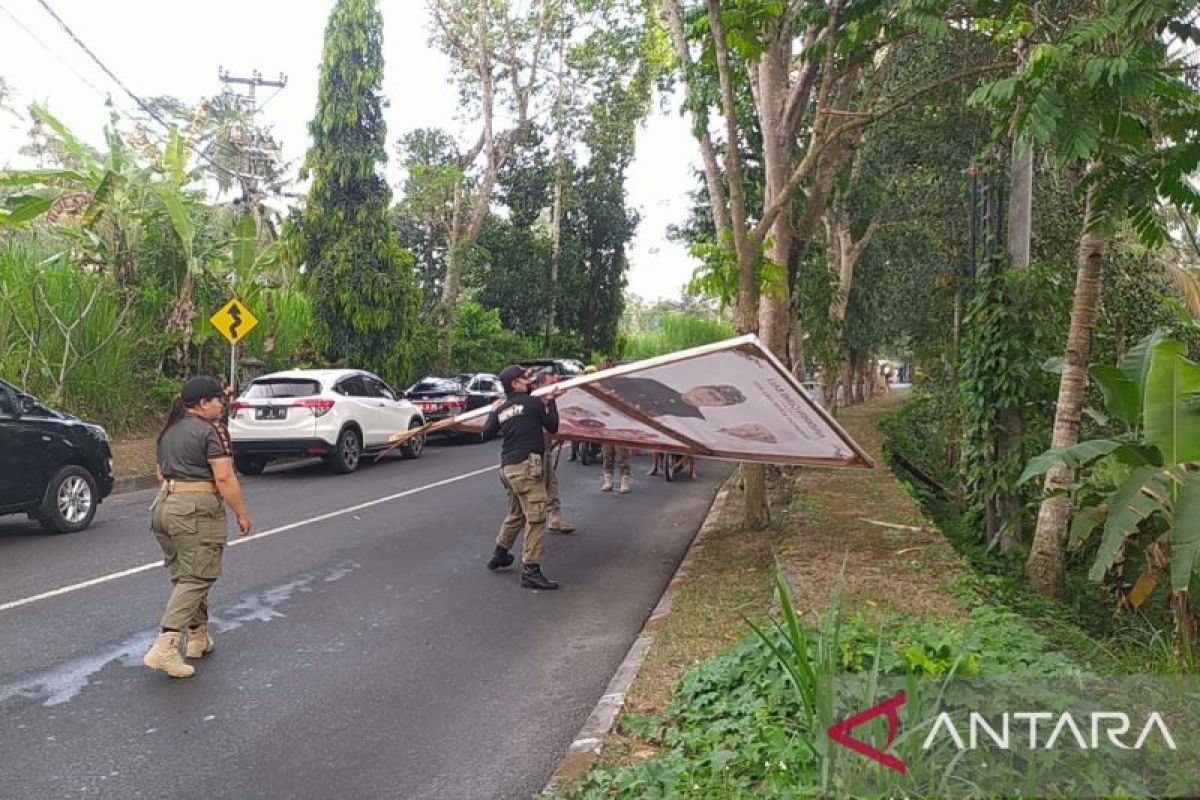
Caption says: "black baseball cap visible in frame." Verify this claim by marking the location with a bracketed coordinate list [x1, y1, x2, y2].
[498, 364, 531, 393]
[181, 375, 225, 405]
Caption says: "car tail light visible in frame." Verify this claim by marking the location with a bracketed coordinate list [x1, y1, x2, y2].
[229, 401, 249, 419]
[445, 395, 467, 408]
[294, 398, 335, 417]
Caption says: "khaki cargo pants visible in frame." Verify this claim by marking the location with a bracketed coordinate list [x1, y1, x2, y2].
[497, 454, 549, 566]
[601, 444, 630, 478]
[150, 491, 228, 631]
[544, 443, 562, 514]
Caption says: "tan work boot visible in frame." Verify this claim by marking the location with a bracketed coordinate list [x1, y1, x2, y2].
[549, 512, 576, 533]
[619, 475, 632, 494]
[143, 631, 195, 678]
[185, 624, 214, 659]
[601, 474, 613, 492]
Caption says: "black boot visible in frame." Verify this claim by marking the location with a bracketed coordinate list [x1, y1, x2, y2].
[487, 545, 514, 571]
[521, 564, 559, 590]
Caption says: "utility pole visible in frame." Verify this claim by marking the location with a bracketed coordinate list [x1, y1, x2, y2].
[217, 67, 287, 208]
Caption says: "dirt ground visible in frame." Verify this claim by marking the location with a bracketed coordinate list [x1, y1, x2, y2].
[109, 435, 159, 481]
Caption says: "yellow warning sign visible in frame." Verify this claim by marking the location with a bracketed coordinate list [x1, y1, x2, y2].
[209, 297, 259, 345]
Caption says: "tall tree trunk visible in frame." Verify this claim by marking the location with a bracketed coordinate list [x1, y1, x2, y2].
[546, 32, 567, 356]
[706, 0, 767, 527]
[993, 136, 1034, 552]
[1026, 173, 1104, 596]
[1007, 140, 1033, 267]
[757, 44, 793, 359]
[438, 244, 463, 371]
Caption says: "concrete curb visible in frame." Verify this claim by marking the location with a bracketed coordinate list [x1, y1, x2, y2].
[112, 473, 159, 496]
[540, 473, 739, 797]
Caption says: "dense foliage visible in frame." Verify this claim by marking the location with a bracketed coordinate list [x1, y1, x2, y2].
[297, 0, 420, 386]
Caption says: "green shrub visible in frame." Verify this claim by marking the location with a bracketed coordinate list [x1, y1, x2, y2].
[568, 569, 1078, 799]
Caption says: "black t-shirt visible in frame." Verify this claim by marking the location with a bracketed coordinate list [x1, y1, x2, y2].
[482, 393, 560, 466]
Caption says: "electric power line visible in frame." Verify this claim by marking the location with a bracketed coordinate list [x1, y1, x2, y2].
[0, 1, 111, 100]
[33, 0, 252, 183]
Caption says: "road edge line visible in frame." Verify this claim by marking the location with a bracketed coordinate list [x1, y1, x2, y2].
[539, 473, 738, 798]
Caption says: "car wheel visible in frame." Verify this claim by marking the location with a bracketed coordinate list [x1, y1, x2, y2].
[328, 427, 362, 474]
[400, 419, 425, 459]
[235, 456, 267, 476]
[38, 465, 98, 533]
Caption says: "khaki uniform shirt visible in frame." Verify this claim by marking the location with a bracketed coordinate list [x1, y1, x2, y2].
[158, 415, 232, 481]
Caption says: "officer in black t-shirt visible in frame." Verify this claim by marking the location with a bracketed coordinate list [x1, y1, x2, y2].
[481, 365, 564, 590]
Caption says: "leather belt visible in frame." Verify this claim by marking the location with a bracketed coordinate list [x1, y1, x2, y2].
[165, 479, 218, 494]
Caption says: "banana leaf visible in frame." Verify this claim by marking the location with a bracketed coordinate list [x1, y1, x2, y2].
[0, 169, 86, 188]
[1121, 328, 1169, 395]
[1069, 504, 1108, 549]
[31, 104, 97, 167]
[1089, 466, 1173, 581]
[1090, 364, 1141, 427]
[1020, 439, 1128, 484]
[232, 213, 258, 276]
[1170, 469, 1200, 591]
[0, 195, 54, 226]
[1143, 338, 1200, 464]
[153, 184, 196, 271]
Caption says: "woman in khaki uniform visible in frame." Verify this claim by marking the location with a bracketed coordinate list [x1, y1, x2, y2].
[143, 376, 253, 679]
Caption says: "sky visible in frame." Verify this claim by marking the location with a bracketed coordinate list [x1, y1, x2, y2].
[0, 0, 700, 301]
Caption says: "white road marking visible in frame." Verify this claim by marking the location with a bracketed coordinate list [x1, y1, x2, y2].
[0, 465, 497, 614]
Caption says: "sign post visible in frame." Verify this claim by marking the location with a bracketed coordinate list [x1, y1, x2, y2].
[209, 297, 259, 393]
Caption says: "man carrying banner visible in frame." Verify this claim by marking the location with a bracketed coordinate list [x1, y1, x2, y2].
[481, 365, 563, 591]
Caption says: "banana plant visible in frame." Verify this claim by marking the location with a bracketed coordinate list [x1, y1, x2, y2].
[1021, 330, 1200, 655]
[0, 105, 156, 284]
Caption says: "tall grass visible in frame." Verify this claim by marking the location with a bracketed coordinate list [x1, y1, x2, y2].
[0, 241, 150, 430]
[620, 312, 735, 360]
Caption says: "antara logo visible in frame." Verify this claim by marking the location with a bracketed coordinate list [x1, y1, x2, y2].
[826, 691, 908, 774]
[826, 690, 1177, 774]
[921, 711, 1177, 752]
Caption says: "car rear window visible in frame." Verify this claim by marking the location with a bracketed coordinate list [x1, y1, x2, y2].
[409, 378, 462, 393]
[244, 379, 321, 399]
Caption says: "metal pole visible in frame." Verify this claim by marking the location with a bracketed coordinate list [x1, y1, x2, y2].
[230, 343, 237, 393]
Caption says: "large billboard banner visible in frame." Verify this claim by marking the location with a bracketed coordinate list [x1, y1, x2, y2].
[444, 335, 872, 469]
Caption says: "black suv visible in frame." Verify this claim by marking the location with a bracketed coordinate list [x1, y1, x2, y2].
[0, 379, 115, 533]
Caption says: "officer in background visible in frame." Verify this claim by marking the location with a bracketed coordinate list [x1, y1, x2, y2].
[596, 358, 632, 494]
[482, 365, 563, 590]
[143, 376, 253, 679]
[568, 365, 598, 462]
[534, 369, 576, 533]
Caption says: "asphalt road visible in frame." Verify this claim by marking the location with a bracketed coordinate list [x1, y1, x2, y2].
[0, 440, 724, 800]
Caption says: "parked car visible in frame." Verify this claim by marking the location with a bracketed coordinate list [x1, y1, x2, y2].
[0, 379, 115, 533]
[405, 373, 503, 440]
[227, 369, 425, 475]
[517, 358, 585, 383]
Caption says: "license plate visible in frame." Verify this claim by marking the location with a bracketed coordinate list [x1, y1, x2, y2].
[255, 407, 287, 420]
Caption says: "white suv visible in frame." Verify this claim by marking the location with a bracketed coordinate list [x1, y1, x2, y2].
[228, 369, 425, 475]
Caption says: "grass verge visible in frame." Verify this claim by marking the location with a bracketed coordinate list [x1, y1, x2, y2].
[555, 391, 1104, 798]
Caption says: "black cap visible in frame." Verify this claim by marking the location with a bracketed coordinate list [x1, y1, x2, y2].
[181, 375, 224, 405]
[498, 364, 529, 393]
